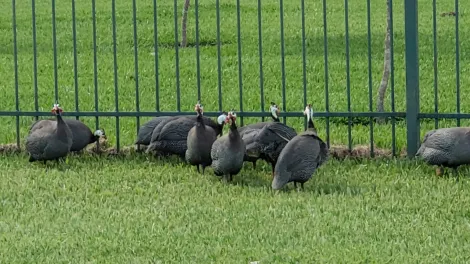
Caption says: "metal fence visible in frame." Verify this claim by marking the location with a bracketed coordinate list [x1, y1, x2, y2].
[0, 0, 464, 157]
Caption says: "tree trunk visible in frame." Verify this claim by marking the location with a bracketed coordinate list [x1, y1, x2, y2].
[181, 0, 191, 48]
[376, 0, 391, 123]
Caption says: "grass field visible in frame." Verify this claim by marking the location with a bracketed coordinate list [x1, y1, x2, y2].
[1, 0, 470, 262]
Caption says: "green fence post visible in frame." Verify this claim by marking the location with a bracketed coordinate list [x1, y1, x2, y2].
[404, 0, 420, 157]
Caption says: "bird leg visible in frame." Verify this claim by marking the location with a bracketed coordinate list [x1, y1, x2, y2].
[196, 165, 200, 174]
[270, 163, 275, 179]
[202, 165, 206, 175]
[229, 174, 233, 182]
[252, 161, 256, 170]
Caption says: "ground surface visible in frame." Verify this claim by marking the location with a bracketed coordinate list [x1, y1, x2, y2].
[0, 0, 469, 262]
[1, 154, 470, 263]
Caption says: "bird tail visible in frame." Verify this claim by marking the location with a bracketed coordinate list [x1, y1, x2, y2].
[415, 145, 424, 157]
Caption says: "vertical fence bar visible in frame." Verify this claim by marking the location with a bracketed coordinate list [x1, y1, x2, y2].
[12, 0, 20, 147]
[72, 0, 79, 120]
[432, 0, 438, 129]
[52, 0, 58, 102]
[257, 0, 265, 121]
[389, 0, 396, 156]
[344, 0, 352, 151]
[32, 0, 38, 120]
[404, 0, 420, 157]
[301, 0, 307, 131]
[153, 0, 160, 112]
[173, 0, 181, 112]
[216, 0, 222, 112]
[322, 0, 330, 147]
[454, 0, 460, 127]
[236, 0, 244, 125]
[366, 0, 374, 157]
[92, 0, 99, 130]
[132, 0, 140, 149]
[111, 0, 120, 151]
[279, 0, 286, 125]
[195, 0, 201, 101]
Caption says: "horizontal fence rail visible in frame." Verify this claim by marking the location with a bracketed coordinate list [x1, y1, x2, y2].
[1, 0, 465, 158]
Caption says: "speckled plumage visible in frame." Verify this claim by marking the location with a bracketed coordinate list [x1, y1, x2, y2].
[185, 107, 217, 174]
[135, 116, 169, 145]
[26, 107, 73, 163]
[211, 113, 246, 182]
[416, 127, 470, 173]
[63, 119, 105, 152]
[238, 103, 282, 168]
[272, 104, 328, 190]
[244, 122, 297, 174]
[147, 115, 225, 154]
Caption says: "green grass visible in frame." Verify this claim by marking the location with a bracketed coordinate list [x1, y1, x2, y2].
[0, 0, 468, 149]
[1, 0, 470, 262]
[1, 154, 470, 263]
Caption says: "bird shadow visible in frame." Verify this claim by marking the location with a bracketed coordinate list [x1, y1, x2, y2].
[271, 181, 368, 196]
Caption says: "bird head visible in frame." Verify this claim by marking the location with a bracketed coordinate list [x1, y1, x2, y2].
[51, 103, 63, 115]
[303, 104, 313, 120]
[217, 111, 228, 125]
[225, 110, 237, 124]
[94, 129, 107, 139]
[194, 101, 204, 116]
[269, 103, 280, 120]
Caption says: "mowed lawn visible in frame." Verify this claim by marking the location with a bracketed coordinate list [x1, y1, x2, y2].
[0, 0, 470, 262]
[1, 155, 470, 263]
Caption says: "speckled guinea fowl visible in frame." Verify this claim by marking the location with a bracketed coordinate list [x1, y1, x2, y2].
[239, 102, 282, 169]
[246, 122, 297, 176]
[26, 104, 73, 164]
[416, 127, 470, 176]
[62, 119, 106, 152]
[272, 104, 329, 190]
[185, 102, 217, 174]
[135, 116, 169, 145]
[211, 111, 246, 182]
[146, 111, 227, 157]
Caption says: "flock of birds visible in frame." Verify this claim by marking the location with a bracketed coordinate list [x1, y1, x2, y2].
[23, 102, 470, 191]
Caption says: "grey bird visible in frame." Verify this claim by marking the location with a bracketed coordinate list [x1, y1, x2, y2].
[211, 110, 246, 182]
[272, 104, 329, 191]
[146, 111, 227, 157]
[416, 127, 470, 176]
[238, 102, 282, 169]
[245, 121, 297, 176]
[63, 119, 106, 152]
[26, 104, 73, 164]
[185, 101, 217, 174]
[135, 116, 170, 145]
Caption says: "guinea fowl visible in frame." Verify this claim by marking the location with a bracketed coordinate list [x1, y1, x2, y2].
[135, 116, 169, 145]
[185, 102, 217, 174]
[245, 122, 297, 176]
[239, 102, 282, 169]
[146, 110, 227, 157]
[26, 104, 73, 164]
[415, 127, 470, 176]
[62, 119, 106, 152]
[272, 104, 329, 191]
[211, 110, 246, 182]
